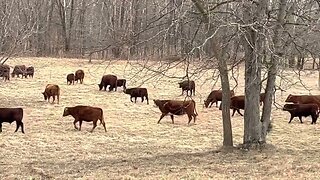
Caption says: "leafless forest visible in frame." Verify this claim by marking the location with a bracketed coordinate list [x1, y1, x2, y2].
[1, 0, 320, 179]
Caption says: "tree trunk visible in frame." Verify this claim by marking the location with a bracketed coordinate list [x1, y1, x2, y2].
[242, 1, 266, 148]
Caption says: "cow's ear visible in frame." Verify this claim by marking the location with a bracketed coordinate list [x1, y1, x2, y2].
[64, 107, 68, 112]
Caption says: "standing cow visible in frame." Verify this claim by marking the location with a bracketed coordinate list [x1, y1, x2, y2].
[63, 105, 106, 132]
[178, 80, 195, 96]
[204, 90, 235, 108]
[11, 65, 26, 78]
[75, 69, 85, 84]
[67, 73, 75, 85]
[0, 64, 10, 81]
[0, 108, 24, 133]
[124, 87, 149, 104]
[42, 84, 60, 104]
[98, 75, 118, 91]
[154, 99, 198, 124]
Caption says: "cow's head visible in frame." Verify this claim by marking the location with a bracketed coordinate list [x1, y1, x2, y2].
[282, 104, 296, 111]
[285, 94, 296, 103]
[98, 83, 103, 90]
[63, 107, 70, 116]
[204, 100, 210, 108]
[42, 92, 48, 100]
[178, 82, 183, 88]
[230, 90, 235, 97]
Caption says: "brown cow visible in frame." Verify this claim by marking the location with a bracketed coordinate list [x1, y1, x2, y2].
[285, 94, 320, 108]
[283, 103, 319, 124]
[124, 88, 149, 104]
[75, 69, 85, 84]
[204, 90, 235, 108]
[26, 66, 34, 78]
[11, 65, 26, 78]
[0, 108, 24, 133]
[154, 99, 198, 124]
[116, 79, 127, 90]
[178, 80, 195, 96]
[0, 64, 10, 81]
[42, 84, 60, 104]
[63, 105, 106, 132]
[67, 73, 75, 85]
[98, 75, 118, 91]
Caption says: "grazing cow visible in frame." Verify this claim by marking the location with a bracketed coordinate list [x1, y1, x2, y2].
[124, 88, 149, 104]
[75, 69, 85, 84]
[67, 73, 75, 85]
[0, 108, 24, 133]
[26, 66, 34, 78]
[0, 64, 10, 81]
[62, 105, 106, 132]
[98, 75, 118, 91]
[178, 80, 195, 96]
[204, 90, 235, 108]
[285, 94, 320, 108]
[11, 65, 26, 78]
[42, 84, 60, 104]
[116, 79, 127, 90]
[154, 99, 198, 124]
[282, 103, 319, 124]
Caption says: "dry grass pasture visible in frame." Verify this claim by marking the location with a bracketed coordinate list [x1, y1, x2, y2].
[1, 57, 320, 179]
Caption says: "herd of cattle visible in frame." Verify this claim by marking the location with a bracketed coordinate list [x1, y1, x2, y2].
[0, 64, 320, 134]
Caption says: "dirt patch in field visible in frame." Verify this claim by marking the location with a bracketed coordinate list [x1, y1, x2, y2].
[1, 57, 320, 179]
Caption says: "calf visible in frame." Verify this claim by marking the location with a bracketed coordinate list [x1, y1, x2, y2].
[42, 84, 60, 104]
[178, 80, 195, 96]
[67, 73, 75, 85]
[204, 90, 235, 108]
[63, 105, 106, 132]
[154, 99, 198, 124]
[11, 65, 26, 78]
[98, 75, 117, 91]
[285, 94, 320, 108]
[75, 69, 85, 84]
[124, 88, 149, 104]
[116, 79, 127, 90]
[26, 66, 34, 78]
[283, 103, 319, 124]
[0, 64, 10, 81]
[0, 108, 24, 133]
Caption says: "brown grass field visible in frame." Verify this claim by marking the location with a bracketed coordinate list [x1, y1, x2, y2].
[1, 57, 320, 179]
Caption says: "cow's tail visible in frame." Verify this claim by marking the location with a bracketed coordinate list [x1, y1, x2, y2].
[192, 100, 198, 116]
[100, 109, 105, 125]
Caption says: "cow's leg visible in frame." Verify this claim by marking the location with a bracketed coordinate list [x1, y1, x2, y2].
[52, 96, 55, 104]
[193, 114, 197, 123]
[130, 96, 133, 102]
[134, 97, 137, 103]
[299, 116, 303, 123]
[141, 96, 144, 102]
[170, 115, 174, 124]
[181, 89, 184, 95]
[232, 109, 236, 116]
[79, 120, 83, 131]
[91, 121, 97, 132]
[288, 115, 294, 123]
[14, 121, 20, 132]
[146, 95, 149, 104]
[237, 109, 243, 116]
[101, 120, 107, 132]
[57, 95, 60, 104]
[187, 114, 192, 124]
[20, 122, 24, 133]
[215, 101, 218, 107]
[0, 123, 2, 133]
[73, 119, 79, 130]
[157, 113, 167, 124]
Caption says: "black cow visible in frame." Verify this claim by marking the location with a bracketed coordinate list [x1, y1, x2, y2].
[0, 108, 24, 133]
[124, 88, 149, 104]
[283, 103, 319, 124]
